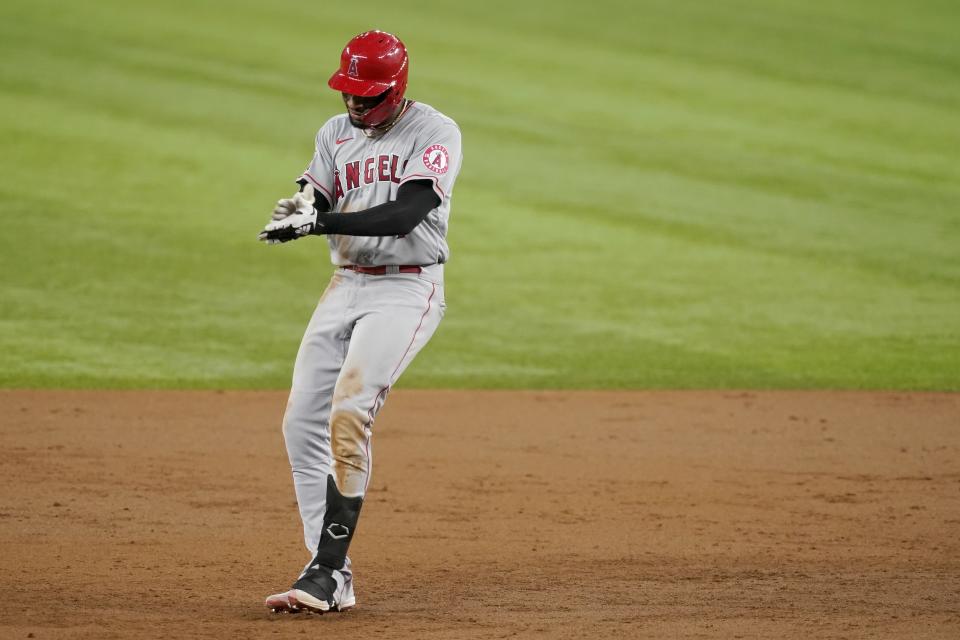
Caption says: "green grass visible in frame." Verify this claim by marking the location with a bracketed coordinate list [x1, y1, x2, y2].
[1, 0, 958, 390]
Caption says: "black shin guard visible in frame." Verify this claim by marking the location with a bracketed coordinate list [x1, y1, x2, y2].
[313, 474, 364, 568]
[294, 474, 364, 598]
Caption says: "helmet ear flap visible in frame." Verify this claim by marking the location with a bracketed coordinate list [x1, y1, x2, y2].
[359, 85, 404, 128]
[373, 87, 393, 107]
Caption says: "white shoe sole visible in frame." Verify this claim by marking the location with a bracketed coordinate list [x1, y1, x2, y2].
[265, 590, 298, 613]
[266, 589, 356, 614]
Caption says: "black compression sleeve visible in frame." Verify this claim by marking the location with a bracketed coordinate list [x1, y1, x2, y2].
[317, 180, 440, 237]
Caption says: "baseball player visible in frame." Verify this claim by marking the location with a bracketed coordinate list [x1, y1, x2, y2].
[258, 30, 462, 614]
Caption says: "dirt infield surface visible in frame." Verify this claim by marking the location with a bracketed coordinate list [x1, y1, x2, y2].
[1, 390, 958, 639]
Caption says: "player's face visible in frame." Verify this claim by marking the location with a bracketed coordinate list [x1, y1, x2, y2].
[342, 91, 389, 127]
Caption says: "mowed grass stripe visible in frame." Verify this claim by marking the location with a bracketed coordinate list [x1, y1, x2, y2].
[1, 0, 957, 389]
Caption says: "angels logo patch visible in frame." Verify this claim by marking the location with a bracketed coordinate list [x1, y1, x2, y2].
[422, 144, 449, 174]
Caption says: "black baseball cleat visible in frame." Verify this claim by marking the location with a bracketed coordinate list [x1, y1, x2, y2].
[291, 565, 356, 613]
[265, 570, 356, 613]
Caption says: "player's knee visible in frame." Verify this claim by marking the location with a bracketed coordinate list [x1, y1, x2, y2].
[281, 412, 301, 445]
[281, 393, 305, 440]
[282, 394, 332, 463]
[333, 368, 366, 406]
[329, 376, 372, 428]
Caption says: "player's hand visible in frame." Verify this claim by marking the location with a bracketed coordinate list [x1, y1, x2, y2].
[271, 197, 298, 221]
[258, 192, 324, 244]
[270, 183, 316, 221]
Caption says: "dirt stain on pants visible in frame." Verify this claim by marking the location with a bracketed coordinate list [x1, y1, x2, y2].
[329, 410, 368, 496]
[330, 368, 369, 496]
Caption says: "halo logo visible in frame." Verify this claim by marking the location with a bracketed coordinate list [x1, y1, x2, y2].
[422, 144, 449, 175]
[348, 56, 360, 77]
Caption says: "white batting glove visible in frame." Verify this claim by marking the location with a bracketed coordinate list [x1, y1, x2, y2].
[258, 192, 323, 244]
[277, 183, 315, 219]
[271, 197, 298, 221]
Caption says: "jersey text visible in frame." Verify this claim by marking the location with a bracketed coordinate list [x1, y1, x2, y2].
[333, 154, 408, 201]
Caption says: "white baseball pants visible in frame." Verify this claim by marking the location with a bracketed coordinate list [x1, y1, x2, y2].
[281, 265, 445, 579]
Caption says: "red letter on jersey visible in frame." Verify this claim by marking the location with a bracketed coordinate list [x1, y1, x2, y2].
[333, 170, 344, 201]
[345, 161, 360, 191]
[363, 157, 375, 184]
[390, 155, 401, 183]
[377, 155, 391, 182]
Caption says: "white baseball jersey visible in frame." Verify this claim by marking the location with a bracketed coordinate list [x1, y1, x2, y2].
[298, 102, 462, 267]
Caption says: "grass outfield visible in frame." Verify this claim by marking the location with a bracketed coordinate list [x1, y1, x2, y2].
[1, 0, 958, 390]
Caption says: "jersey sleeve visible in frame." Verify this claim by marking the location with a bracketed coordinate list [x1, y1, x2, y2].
[298, 125, 336, 205]
[398, 121, 462, 201]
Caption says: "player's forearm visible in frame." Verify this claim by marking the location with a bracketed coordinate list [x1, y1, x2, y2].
[318, 181, 439, 237]
[318, 202, 426, 236]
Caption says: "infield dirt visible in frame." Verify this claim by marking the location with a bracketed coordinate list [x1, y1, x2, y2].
[1, 390, 958, 639]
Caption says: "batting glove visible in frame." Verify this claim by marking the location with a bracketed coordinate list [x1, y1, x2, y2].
[258, 192, 324, 244]
[271, 197, 297, 221]
[270, 182, 316, 221]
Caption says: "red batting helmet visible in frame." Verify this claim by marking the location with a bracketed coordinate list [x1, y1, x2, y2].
[328, 30, 408, 128]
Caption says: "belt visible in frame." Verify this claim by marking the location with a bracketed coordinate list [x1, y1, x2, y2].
[341, 264, 422, 275]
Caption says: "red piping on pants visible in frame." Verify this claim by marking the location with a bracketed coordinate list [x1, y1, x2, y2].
[362, 282, 436, 492]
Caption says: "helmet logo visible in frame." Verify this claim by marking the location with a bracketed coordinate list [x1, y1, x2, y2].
[348, 56, 360, 77]
[422, 144, 450, 175]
